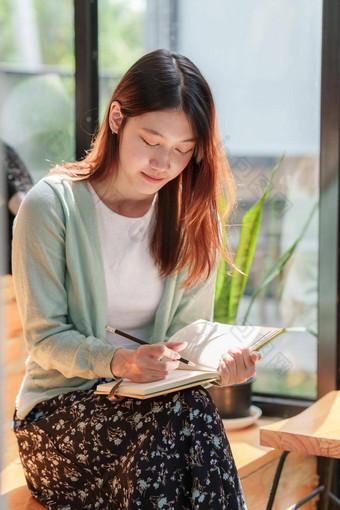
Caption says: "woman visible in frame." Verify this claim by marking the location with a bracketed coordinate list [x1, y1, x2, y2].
[12, 49, 260, 509]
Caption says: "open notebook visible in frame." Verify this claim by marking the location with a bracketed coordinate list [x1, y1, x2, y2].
[95, 320, 285, 399]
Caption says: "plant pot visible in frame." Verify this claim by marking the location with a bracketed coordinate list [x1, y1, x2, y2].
[207, 377, 255, 419]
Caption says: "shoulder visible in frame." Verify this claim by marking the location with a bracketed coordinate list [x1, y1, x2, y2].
[14, 176, 89, 236]
[14, 174, 91, 238]
[21, 174, 89, 211]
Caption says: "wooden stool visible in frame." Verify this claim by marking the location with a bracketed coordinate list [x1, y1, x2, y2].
[260, 391, 340, 510]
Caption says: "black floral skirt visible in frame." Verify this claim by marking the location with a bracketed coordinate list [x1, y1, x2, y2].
[13, 385, 247, 510]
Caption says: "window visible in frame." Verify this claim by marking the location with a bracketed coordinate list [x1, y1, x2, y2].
[98, 0, 146, 119]
[0, 0, 75, 181]
[144, 0, 322, 401]
[2, 0, 338, 410]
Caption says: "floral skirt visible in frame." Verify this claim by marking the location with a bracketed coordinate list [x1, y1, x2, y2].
[13, 385, 247, 510]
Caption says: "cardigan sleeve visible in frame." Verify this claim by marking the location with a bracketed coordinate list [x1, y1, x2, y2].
[12, 179, 118, 380]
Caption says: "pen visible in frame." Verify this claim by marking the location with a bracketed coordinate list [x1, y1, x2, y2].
[105, 325, 196, 367]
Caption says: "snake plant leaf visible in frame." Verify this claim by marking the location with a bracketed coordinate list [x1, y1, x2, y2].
[241, 201, 317, 324]
[214, 256, 231, 322]
[227, 191, 268, 323]
[242, 237, 299, 324]
[226, 156, 285, 323]
[214, 155, 284, 324]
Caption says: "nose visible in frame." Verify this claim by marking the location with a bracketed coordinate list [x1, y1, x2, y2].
[150, 148, 171, 172]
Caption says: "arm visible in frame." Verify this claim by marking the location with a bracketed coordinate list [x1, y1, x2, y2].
[12, 180, 117, 380]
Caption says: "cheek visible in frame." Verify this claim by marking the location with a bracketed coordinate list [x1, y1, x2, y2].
[172, 155, 192, 177]
[120, 133, 148, 164]
[122, 144, 148, 167]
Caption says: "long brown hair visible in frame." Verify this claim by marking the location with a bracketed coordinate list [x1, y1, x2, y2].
[52, 49, 235, 287]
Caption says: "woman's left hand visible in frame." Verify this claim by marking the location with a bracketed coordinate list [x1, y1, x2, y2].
[217, 347, 261, 386]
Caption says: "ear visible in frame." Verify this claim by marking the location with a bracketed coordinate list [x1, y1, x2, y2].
[109, 101, 124, 134]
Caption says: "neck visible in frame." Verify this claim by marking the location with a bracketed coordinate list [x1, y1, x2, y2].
[91, 178, 154, 218]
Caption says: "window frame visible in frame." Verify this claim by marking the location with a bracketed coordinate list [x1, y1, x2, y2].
[74, 0, 98, 160]
[318, 0, 340, 398]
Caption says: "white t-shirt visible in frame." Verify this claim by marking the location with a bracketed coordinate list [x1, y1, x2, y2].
[88, 184, 165, 350]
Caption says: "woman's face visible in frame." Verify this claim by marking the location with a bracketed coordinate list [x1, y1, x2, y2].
[111, 107, 196, 200]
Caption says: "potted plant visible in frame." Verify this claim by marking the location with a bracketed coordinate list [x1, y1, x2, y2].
[210, 156, 316, 419]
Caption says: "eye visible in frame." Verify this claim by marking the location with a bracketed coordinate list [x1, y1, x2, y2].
[176, 147, 194, 156]
[141, 137, 158, 148]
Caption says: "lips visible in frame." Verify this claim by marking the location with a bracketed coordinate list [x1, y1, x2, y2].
[141, 172, 165, 183]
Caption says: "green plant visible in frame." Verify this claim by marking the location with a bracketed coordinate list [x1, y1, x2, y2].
[214, 155, 316, 325]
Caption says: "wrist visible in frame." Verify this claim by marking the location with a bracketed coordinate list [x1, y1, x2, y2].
[110, 347, 125, 379]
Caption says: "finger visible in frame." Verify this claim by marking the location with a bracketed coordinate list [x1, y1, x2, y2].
[222, 349, 255, 384]
[225, 349, 246, 369]
[135, 369, 171, 383]
[161, 343, 188, 361]
[136, 352, 180, 373]
[154, 358, 181, 372]
[142, 361, 179, 381]
[238, 348, 261, 369]
[137, 342, 187, 362]
[217, 360, 231, 384]
[237, 347, 254, 370]
[229, 347, 257, 371]
[221, 352, 238, 381]
[165, 341, 188, 351]
[251, 351, 262, 363]
[138, 343, 173, 361]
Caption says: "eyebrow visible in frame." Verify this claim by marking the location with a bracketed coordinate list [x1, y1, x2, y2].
[142, 127, 196, 143]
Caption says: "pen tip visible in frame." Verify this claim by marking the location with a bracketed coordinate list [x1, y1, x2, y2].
[188, 361, 196, 367]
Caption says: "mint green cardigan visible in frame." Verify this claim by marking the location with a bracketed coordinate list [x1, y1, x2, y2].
[12, 175, 217, 419]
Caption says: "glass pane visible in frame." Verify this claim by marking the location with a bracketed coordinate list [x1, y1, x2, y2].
[98, 0, 146, 121]
[99, 0, 322, 399]
[0, 0, 75, 181]
[148, 0, 321, 398]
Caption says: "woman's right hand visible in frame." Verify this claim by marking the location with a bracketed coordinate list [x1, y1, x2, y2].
[110, 342, 187, 383]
